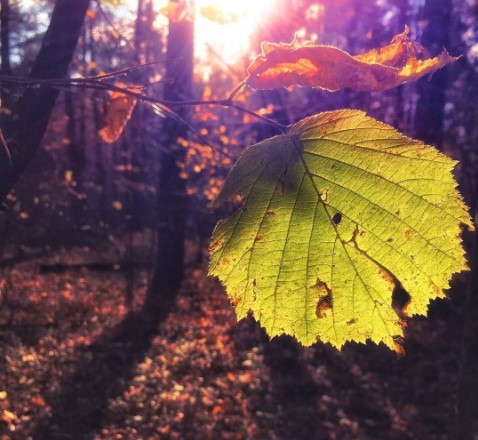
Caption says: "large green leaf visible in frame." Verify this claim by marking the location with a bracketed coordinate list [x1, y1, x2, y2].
[209, 109, 472, 352]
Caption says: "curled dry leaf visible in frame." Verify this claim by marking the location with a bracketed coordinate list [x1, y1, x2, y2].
[99, 82, 141, 143]
[246, 27, 457, 92]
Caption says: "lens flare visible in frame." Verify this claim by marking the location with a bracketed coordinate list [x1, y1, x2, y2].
[195, 0, 274, 63]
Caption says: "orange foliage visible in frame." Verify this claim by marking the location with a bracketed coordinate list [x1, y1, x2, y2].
[98, 83, 141, 143]
[247, 27, 457, 92]
[86, 8, 96, 21]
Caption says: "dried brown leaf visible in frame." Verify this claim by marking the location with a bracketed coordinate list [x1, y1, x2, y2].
[99, 83, 140, 143]
[246, 27, 457, 92]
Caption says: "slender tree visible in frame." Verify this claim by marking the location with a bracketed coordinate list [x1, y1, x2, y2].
[147, 0, 194, 315]
[0, 0, 90, 202]
[0, 0, 11, 76]
[455, 70, 478, 440]
[0, 0, 12, 157]
[456, 197, 478, 439]
[414, 0, 452, 148]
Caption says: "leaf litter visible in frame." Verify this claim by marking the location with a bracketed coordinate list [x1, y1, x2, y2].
[0, 247, 467, 439]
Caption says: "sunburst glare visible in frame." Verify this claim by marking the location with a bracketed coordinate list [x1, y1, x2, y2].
[195, 0, 274, 63]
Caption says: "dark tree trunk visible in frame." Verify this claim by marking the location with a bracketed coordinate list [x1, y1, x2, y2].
[455, 206, 478, 440]
[455, 69, 478, 438]
[65, 92, 86, 178]
[65, 90, 87, 227]
[147, 3, 194, 315]
[414, 0, 452, 149]
[0, 0, 10, 75]
[0, 0, 90, 203]
[0, 0, 12, 157]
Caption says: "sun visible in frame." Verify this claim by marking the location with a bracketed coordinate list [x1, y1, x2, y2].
[105, 0, 274, 66]
[151, 0, 274, 64]
[194, 0, 274, 63]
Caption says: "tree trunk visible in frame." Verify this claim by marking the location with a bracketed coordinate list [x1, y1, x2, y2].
[455, 100, 478, 440]
[65, 92, 86, 178]
[1, 0, 11, 78]
[147, 2, 194, 315]
[455, 204, 478, 439]
[0, 0, 10, 75]
[414, 0, 451, 149]
[0, 0, 12, 167]
[0, 0, 90, 203]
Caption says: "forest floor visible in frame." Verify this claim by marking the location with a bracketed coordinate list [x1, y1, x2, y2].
[0, 246, 468, 440]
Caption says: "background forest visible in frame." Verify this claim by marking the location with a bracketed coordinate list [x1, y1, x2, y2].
[1, 0, 478, 438]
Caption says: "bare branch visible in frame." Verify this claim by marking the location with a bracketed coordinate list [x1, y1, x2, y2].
[0, 73, 288, 132]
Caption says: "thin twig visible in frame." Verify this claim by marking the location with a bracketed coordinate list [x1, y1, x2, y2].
[86, 61, 167, 81]
[0, 75, 287, 132]
[0, 128, 12, 163]
[95, 0, 135, 52]
[225, 80, 246, 103]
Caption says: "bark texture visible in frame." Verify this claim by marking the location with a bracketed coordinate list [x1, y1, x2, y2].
[0, 0, 90, 202]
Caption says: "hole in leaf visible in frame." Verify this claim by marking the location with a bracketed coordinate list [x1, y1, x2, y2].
[333, 213, 342, 225]
[392, 285, 411, 316]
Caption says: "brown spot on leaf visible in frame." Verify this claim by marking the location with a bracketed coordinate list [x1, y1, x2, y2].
[379, 267, 395, 286]
[350, 225, 364, 245]
[254, 235, 264, 244]
[310, 279, 331, 294]
[209, 238, 224, 254]
[316, 295, 332, 319]
[230, 296, 243, 308]
[346, 318, 357, 325]
[265, 210, 276, 217]
[310, 280, 332, 319]
[220, 257, 230, 267]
